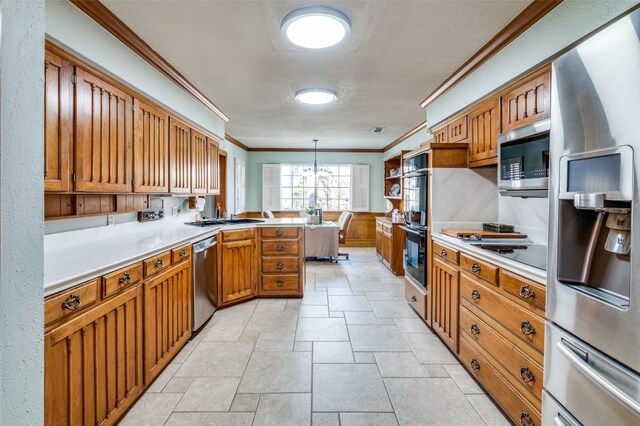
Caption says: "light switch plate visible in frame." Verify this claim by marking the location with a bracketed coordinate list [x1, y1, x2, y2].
[107, 215, 115, 226]
[172, 206, 179, 217]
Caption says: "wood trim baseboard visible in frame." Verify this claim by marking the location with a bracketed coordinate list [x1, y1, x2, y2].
[69, 0, 229, 123]
[382, 121, 427, 153]
[419, 0, 563, 108]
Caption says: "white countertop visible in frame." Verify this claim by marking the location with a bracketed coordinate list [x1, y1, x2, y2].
[44, 216, 305, 296]
[431, 233, 548, 284]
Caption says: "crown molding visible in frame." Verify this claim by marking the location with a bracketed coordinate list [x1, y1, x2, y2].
[224, 134, 250, 151]
[69, 0, 229, 123]
[419, 0, 563, 108]
[382, 121, 427, 153]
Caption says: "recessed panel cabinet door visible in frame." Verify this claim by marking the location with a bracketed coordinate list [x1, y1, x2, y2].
[220, 233, 257, 305]
[191, 129, 208, 194]
[44, 285, 144, 426]
[432, 257, 460, 353]
[133, 99, 169, 193]
[501, 67, 550, 132]
[74, 68, 133, 192]
[169, 117, 191, 194]
[44, 51, 73, 192]
[469, 98, 500, 166]
[207, 138, 220, 195]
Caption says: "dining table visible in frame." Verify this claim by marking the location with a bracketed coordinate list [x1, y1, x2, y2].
[304, 221, 340, 261]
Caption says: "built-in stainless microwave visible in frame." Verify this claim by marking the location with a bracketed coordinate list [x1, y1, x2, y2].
[498, 118, 550, 197]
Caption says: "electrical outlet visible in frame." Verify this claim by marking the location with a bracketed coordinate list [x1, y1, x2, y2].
[107, 215, 115, 226]
[172, 206, 179, 217]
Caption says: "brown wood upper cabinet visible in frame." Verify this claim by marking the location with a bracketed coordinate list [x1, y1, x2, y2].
[133, 99, 169, 193]
[432, 125, 448, 143]
[169, 117, 191, 194]
[468, 98, 500, 167]
[501, 66, 551, 133]
[74, 68, 133, 193]
[44, 51, 73, 192]
[191, 129, 208, 194]
[448, 115, 468, 143]
[207, 137, 220, 195]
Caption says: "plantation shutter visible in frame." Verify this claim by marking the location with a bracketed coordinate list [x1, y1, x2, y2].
[262, 164, 281, 211]
[351, 164, 369, 212]
[234, 158, 246, 214]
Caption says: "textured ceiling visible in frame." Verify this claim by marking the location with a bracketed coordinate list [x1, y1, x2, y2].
[102, 0, 531, 149]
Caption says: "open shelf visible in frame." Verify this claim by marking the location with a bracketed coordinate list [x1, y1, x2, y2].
[385, 175, 402, 180]
[384, 195, 402, 200]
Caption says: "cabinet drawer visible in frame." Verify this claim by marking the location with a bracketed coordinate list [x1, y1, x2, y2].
[460, 306, 543, 404]
[460, 273, 545, 355]
[143, 251, 172, 278]
[262, 239, 299, 256]
[261, 227, 299, 239]
[45, 279, 99, 326]
[500, 270, 546, 312]
[405, 278, 427, 321]
[262, 274, 300, 291]
[460, 253, 498, 285]
[262, 257, 299, 274]
[460, 337, 541, 426]
[433, 241, 459, 265]
[102, 262, 143, 298]
[172, 244, 192, 264]
[223, 228, 255, 242]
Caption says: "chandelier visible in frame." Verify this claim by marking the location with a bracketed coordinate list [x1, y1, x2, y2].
[303, 139, 329, 176]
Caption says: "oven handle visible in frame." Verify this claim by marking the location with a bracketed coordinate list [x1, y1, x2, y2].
[399, 226, 425, 236]
[402, 170, 429, 178]
[557, 339, 640, 416]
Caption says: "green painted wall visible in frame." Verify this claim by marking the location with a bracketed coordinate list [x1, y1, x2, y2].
[383, 127, 428, 157]
[245, 151, 385, 212]
[221, 140, 249, 215]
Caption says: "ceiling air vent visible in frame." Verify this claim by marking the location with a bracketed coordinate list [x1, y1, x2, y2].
[371, 127, 386, 133]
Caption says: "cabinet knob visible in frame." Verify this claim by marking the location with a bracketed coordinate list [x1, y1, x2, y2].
[440, 249, 447, 257]
[470, 358, 480, 371]
[471, 262, 481, 273]
[470, 324, 480, 335]
[118, 273, 131, 285]
[411, 295, 417, 302]
[520, 321, 536, 335]
[275, 229, 284, 237]
[276, 280, 285, 287]
[519, 412, 534, 426]
[519, 285, 535, 299]
[520, 367, 535, 383]
[276, 245, 285, 251]
[276, 263, 285, 270]
[179, 249, 188, 258]
[61, 294, 81, 311]
[471, 289, 481, 300]
[155, 259, 164, 269]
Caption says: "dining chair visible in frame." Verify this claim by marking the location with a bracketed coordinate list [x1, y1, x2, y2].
[262, 210, 275, 218]
[337, 210, 354, 261]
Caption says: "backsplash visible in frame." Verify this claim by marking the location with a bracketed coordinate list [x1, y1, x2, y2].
[498, 195, 549, 244]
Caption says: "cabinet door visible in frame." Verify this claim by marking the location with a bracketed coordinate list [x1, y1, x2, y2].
[207, 138, 220, 195]
[448, 115, 468, 143]
[432, 125, 448, 143]
[220, 235, 257, 304]
[133, 99, 169, 193]
[144, 260, 192, 384]
[190, 129, 208, 194]
[74, 68, 133, 192]
[432, 257, 460, 353]
[469, 98, 500, 166]
[382, 231, 392, 266]
[44, 285, 143, 426]
[375, 227, 384, 260]
[501, 67, 550, 132]
[169, 117, 191, 194]
[44, 51, 73, 192]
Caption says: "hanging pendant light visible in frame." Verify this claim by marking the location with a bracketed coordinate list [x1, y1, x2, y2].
[303, 139, 329, 177]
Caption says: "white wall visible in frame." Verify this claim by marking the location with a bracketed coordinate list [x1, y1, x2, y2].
[0, 0, 45, 423]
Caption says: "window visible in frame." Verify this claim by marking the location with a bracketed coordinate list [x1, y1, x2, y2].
[262, 163, 369, 212]
[234, 158, 246, 214]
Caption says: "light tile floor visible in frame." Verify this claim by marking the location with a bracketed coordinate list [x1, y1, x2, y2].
[121, 248, 510, 426]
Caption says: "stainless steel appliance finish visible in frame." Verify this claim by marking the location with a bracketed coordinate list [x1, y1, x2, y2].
[498, 118, 550, 197]
[192, 235, 218, 330]
[546, 7, 640, 424]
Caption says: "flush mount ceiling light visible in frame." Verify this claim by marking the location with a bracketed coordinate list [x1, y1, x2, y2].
[295, 88, 337, 105]
[281, 6, 351, 49]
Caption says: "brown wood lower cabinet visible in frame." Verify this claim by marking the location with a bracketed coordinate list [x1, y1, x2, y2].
[219, 229, 258, 305]
[144, 260, 192, 384]
[375, 218, 404, 275]
[432, 256, 459, 353]
[259, 227, 304, 297]
[44, 284, 144, 426]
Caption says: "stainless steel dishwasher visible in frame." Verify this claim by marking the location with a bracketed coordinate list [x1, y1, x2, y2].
[192, 235, 218, 330]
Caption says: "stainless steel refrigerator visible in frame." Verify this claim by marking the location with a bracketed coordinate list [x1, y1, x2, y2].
[545, 6, 640, 425]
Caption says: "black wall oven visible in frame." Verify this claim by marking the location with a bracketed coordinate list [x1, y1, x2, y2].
[403, 225, 426, 287]
[402, 152, 428, 287]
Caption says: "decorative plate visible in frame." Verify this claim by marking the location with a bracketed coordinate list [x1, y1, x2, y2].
[385, 199, 393, 213]
[389, 183, 401, 197]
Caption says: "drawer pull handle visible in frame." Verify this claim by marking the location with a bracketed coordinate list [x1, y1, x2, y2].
[276, 263, 285, 270]
[520, 321, 536, 335]
[520, 367, 535, 382]
[118, 273, 131, 285]
[470, 358, 480, 371]
[276, 245, 285, 251]
[179, 249, 188, 258]
[440, 249, 447, 257]
[276, 280, 285, 287]
[61, 294, 81, 311]
[470, 324, 480, 335]
[471, 262, 481, 273]
[519, 412, 534, 426]
[275, 229, 284, 237]
[411, 295, 417, 302]
[471, 289, 481, 300]
[519, 285, 535, 299]
[155, 259, 164, 269]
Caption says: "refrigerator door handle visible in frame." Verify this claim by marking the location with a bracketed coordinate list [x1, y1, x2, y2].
[557, 339, 640, 416]
[553, 413, 580, 426]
